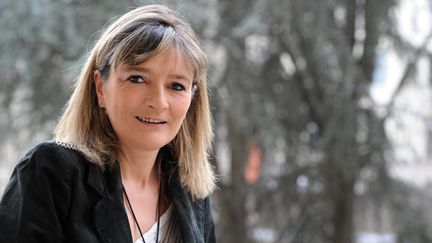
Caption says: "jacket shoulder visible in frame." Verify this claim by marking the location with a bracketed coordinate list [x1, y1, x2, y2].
[0, 141, 84, 241]
[25, 140, 81, 157]
[23, 140, 85, 164]
[15, 141, 89, 182]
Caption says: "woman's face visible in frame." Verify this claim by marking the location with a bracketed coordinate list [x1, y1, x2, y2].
[94, 47, 194, 152]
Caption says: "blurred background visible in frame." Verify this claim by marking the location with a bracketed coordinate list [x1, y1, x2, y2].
[1, 0, 432, 242]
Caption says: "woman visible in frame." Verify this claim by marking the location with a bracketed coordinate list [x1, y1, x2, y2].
[0, 4, 216, 243]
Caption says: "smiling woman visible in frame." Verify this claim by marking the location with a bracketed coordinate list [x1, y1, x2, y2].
[0, 4, 216, 243]
[94, 47, 194, 153]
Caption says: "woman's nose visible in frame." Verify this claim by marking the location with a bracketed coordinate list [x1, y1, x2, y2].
[146, 85, 169, 111]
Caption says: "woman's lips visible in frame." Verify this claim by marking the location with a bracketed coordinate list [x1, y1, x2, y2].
[135, 116, 167, 124]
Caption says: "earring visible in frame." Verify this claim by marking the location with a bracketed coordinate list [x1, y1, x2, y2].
[192, 84, 198, 96]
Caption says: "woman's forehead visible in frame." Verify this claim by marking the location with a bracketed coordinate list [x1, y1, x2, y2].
[116, 47, 194, 79]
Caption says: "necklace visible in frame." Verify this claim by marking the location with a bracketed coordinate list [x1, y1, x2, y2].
[122, 167, 162, 243]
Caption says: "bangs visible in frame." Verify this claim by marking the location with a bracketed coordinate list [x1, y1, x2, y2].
[98, 21, 171, 79]
[111, 21, 174, 68]
[98, 20, 206, 83]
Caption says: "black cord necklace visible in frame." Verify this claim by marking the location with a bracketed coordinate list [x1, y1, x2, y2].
[122, 166, 162, 243]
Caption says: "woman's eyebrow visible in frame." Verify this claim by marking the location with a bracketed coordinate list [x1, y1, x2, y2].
[123, 65, 152, 74]
[168, 74, 192, 83]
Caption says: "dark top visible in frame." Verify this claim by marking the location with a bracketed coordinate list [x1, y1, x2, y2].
[0, 141, 216, 243]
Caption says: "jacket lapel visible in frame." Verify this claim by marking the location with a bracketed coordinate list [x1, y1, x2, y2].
[88, 164, 132, 243]
[167, 168, 203, 243]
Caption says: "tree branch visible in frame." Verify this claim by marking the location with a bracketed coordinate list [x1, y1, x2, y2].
[386, 31, 432, 110]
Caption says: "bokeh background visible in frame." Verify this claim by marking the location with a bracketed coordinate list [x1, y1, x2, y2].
[1, 0, 432, 242]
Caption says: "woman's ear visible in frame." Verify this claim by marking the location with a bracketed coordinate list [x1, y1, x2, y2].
[93, 70, 106, 108]
[192, 81, 198, 97]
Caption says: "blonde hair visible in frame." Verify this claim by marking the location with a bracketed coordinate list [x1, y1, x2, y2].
[54, 4, 215, 199]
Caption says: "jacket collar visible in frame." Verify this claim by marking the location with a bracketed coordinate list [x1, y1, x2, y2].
[167, 172, 202, 242]
[88, 163, 132, 243]
[163, 152, 203, 243]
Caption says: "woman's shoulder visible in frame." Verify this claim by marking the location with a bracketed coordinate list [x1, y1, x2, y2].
[24, 140, 83, 160]
[16, 140, 90, 175]
[26, 140, 78, 154]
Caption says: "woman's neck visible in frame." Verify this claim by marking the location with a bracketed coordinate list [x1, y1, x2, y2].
[118, 144, 160, 189]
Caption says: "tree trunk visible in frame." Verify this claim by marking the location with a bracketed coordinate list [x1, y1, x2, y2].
[218, 120, 249, 243]
[333, 183, 355, 243]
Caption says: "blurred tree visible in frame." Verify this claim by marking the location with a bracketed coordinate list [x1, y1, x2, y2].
[2, 0, 432, 243]
[0, 0, 132, 177]
[208, 0, 432, 242]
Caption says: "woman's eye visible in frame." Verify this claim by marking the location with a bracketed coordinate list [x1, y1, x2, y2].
[170, 82, 186, 91]
[127, 75, 144, 83]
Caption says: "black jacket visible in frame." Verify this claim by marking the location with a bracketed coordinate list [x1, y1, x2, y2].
[0, 141, 216, 243]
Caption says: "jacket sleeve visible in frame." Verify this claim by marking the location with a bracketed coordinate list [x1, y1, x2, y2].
[204, 197, 217, 243]
[0, 143, 72, 243]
